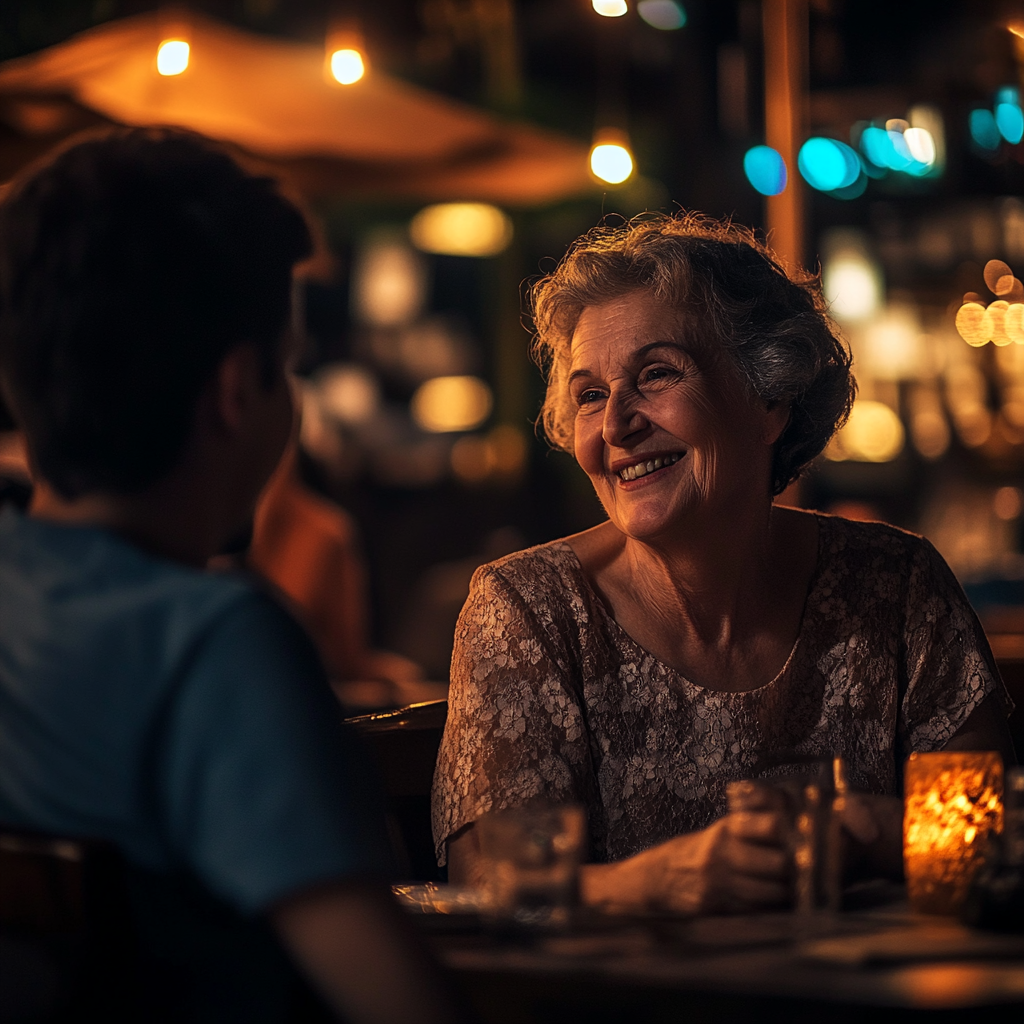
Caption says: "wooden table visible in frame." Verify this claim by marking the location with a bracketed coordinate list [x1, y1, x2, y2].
[428, 894, 1024, 1023]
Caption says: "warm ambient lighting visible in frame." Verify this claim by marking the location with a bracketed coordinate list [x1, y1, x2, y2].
[412, 376, 493, 433]
[593, 0, 628, 16]
[822, 251, 881, 321]
[904, 751, 1003, 915]
[590, 131, 634, 185]
[410, 204, 513, 258]
[828, 400, 904, 463]
[156, 39, 189, 76]
[330, 48, 365, 85]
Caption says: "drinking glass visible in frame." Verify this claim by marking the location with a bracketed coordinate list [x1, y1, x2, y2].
[727, 756, 845, 914]
[476, 803, 586, 929]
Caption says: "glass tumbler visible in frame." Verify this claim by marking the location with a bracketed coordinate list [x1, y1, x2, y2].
[476, 803, 586, 929]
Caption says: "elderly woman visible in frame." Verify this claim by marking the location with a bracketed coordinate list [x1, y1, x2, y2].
[432, 214, 1013, 914]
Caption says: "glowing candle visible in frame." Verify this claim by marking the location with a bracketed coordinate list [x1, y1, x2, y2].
[904, 751, 1003, 915]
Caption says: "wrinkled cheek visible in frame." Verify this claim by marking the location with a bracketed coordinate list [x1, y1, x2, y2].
[691, 447, 719, 501]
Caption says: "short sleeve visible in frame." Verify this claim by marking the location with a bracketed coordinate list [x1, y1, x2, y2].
[159, 592, 391, 916]
[901, 537, 1011, 753]
[431, 566, 596, 866]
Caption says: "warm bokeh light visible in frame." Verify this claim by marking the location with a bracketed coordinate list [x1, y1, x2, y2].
[797, 137, 860, 192]
[412, 376, 493, 433]
[863, 305, 922, 380]
[1007, 303, 1024, 342]
[822, 251, 881, 321]
[590, 140, 634, 184]
[330, 48, 365, 84]
[904, 751, 1003, 915]
[637, 0, 686, 29]
[410, 203, 513, 257]
[593, 0, 628, 15]
[743, 145, 787, 196]
[156, 39, 189, 76]
[903, 127, 936, 167]
[989, 300, 1012, 346]
[316, 364, 380, 425]
[994, 486, 1024, 521]
[956, 302, 991, 347]
[451, 425, 528, 483]
[833, 400, 905, 462]
[353, 238, 426, 327]
[984, 259, 1013, 293]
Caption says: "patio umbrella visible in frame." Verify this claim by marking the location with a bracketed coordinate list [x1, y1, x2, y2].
[0, 10, 592, 205]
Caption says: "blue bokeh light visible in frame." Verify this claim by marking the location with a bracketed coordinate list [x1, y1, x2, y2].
[997, 86, 1020, 106]
[743, 145, 787, 195]
[637, 0, 686, 30]
[996, 102, 1024, 144]
[798, 138, 860, 192]
[970, 109, 1001, 151]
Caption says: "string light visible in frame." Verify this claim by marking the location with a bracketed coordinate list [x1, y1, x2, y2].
[156, 39, 189, 76]
[593, 0, 628, 16]
[589, 129, 634, 185]
[330, 48, 365, 85]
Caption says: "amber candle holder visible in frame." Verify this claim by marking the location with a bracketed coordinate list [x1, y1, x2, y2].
[904, 751, 1003, 915]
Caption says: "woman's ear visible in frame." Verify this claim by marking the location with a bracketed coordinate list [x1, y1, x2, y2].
[763, 402, 790, 446]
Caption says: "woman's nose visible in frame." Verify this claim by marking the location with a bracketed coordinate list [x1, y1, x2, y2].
[602, 390, 649, 447]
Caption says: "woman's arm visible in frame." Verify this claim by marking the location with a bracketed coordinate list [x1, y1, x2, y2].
[448, 804, 790, 916]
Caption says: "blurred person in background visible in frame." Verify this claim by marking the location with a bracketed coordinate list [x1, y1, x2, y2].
[434, 214, 1014, 916]
[248, 443, 432, 710]
[0, 128, 457, 1023]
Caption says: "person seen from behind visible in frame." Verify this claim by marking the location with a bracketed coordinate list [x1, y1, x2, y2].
[0, 127, 458, 1023]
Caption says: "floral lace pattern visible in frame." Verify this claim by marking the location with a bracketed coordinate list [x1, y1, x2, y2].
[432, 515, 1006, 866]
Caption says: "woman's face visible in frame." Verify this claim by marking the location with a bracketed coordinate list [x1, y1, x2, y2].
[569, 289, 787, 542]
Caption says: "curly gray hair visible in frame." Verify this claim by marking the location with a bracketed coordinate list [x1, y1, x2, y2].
[530, 212, 855, 496]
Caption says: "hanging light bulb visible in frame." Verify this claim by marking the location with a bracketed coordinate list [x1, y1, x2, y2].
[156, 39, 190, 76]
[590, 129, 635, 185]
[326, 22, 367, 85]
[330, 48, 365, 84]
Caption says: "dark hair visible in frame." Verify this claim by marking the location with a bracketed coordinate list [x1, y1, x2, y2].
[530, 212, 855, 496]
[0, 127, 312, 498]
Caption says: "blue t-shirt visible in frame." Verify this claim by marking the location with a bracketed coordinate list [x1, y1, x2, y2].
[0, 507, 388, 916]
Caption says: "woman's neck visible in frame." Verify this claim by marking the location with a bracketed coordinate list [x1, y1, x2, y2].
[570, 502, 819, 690]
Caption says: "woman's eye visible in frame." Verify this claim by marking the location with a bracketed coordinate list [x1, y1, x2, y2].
[641, 366, 675, 386]
[576, 388, 605, 406]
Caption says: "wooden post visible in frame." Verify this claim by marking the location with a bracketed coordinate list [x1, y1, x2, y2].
[762, 0, 807, 270]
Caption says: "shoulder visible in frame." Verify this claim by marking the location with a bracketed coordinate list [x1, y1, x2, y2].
[817, 512, 935, 560]
[816, 513, 950, 580]
[469, 537, 588, 608]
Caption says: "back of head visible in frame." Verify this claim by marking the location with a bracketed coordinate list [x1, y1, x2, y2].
[0, 128, 312, 499]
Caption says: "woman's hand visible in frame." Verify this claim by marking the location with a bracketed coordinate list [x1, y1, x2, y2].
[580, 794, 791, 916]
[836, 792, 903, 880]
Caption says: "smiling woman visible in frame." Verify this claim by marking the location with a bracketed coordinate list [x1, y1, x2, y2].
[431, 213, 1015, 916]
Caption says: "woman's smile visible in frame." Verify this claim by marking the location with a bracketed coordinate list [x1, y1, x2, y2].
[612, 451, 685, 486]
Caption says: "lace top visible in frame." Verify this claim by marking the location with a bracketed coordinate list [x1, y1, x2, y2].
[432, 515, 1006, 866]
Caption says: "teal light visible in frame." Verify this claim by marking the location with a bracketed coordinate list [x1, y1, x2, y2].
[997, 86, 1020, 106]
[637, 0, 686, 29]
[996, 102, 1024, 144]
[743, 146, 787, 195]
[885, 129, 915, 172]
[798, 137, 860, 192]
[970, 109, 1001, 151]
[860, 126, 893, 170]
